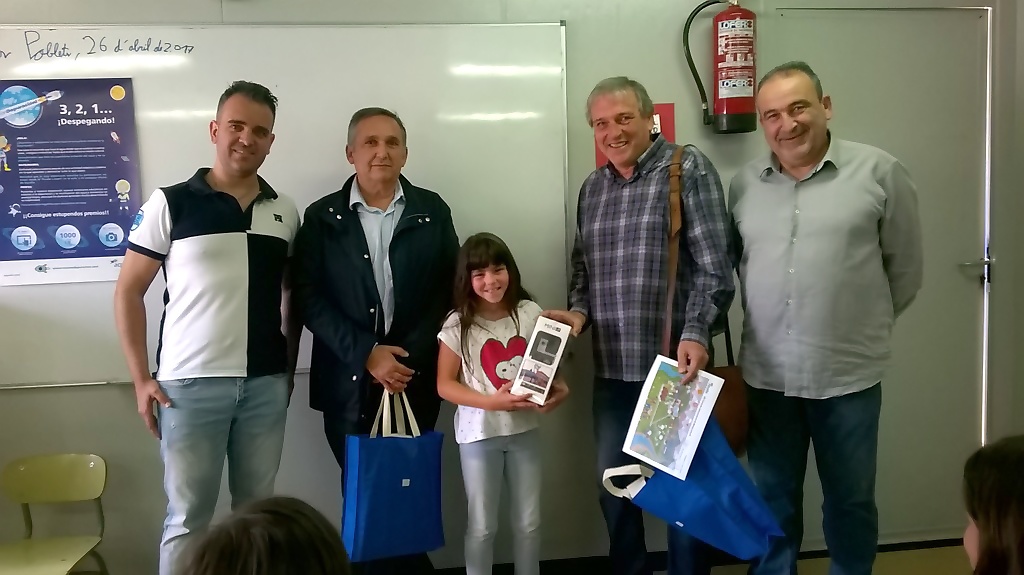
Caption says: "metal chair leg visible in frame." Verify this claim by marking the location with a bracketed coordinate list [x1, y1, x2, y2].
[89, 549, 109, 575]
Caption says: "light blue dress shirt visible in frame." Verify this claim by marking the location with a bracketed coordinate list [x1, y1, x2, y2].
[350, 180, 405, 334]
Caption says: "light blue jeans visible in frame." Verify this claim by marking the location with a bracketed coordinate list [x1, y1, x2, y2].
[459, 429, 542, 575]
[156, 374, 289, 575]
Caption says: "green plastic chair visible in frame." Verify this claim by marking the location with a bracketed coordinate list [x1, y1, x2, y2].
[0, 454, 109, 575]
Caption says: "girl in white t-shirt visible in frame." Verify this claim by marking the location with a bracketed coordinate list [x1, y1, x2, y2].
[437, 232, 569, 575]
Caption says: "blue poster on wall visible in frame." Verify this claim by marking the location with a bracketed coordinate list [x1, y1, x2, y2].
[0, 77, 142, 286]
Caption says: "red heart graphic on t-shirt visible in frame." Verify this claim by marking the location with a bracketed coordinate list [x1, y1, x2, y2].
[480, 336, 527, 390]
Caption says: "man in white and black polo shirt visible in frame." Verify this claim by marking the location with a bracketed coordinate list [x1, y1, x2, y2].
[113, 81, 301, 575]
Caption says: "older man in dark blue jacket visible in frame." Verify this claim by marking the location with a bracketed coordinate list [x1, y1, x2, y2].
[292, 106, 459, 575]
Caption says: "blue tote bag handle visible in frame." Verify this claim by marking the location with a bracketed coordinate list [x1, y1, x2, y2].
[602, 464, 655, 500]
[369, 391, 421, 439]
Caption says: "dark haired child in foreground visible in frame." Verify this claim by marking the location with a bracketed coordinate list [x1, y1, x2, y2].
[182, 496, 351, 575]
[962, 434, 1024, 575]
[437, 232, 569, 575]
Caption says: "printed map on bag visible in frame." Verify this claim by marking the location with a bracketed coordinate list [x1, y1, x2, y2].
[622, 355, 725, 480]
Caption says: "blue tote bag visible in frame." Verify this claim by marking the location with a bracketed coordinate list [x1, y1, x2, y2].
[341, 391, 445, 562]
[602, 417, 783, 560]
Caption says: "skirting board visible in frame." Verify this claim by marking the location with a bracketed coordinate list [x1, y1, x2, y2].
[434, 538, 963, 574]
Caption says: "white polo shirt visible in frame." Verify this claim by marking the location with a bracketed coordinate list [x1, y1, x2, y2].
[127, 168, 300, 382]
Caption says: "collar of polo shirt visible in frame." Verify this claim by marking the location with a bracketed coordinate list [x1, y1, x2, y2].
[187, 167, 279, 201]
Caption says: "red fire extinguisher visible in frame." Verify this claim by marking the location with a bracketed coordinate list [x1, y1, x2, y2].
[683, 0, 758, 134]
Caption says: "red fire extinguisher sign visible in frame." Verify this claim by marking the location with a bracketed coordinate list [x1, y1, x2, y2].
[713, 6, 756, 120]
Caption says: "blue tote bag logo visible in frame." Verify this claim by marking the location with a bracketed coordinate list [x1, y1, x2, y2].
[341, 391, 445, 562]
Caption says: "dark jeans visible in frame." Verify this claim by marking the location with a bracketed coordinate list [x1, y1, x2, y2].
[324, 398, 439, 575]
[745, 383, 882, 575]
[594, 378, 714, 575]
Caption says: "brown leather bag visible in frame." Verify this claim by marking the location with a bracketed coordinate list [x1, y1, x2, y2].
[663, 146, 748, 456]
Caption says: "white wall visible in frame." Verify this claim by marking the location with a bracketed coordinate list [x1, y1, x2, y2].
[0, 1, 1021, 573]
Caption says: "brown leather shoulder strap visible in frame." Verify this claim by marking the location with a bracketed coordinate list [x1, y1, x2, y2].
[662, 145, 738, 366]
[662, 146, 685, 357]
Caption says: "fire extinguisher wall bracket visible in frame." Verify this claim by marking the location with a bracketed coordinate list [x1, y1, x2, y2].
[683, 0, 758, 134]
[712, 110, 756, 134]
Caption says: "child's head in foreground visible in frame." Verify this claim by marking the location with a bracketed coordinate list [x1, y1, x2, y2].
[183, 495, 351, 575]
[963, 434, 1024, 575]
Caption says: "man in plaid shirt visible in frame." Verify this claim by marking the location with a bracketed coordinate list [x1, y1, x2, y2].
[546, 77, 734, 575]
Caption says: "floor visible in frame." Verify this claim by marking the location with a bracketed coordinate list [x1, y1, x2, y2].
[667, 545, 972, 575]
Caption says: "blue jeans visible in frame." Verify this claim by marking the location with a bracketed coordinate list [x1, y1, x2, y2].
[594, 378, 713, 575]
[459, 429, 542, 575]
[157, 374, 289, 575]
[746, 383, 882, 575]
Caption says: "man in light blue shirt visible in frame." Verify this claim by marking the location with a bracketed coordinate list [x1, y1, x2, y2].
[292, 107, 459, 575]
[728, 61, 923, 575]
[351, 178, 404, 333]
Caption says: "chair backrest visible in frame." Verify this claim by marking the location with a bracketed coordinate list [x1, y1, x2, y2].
[1, 453, 107, 504]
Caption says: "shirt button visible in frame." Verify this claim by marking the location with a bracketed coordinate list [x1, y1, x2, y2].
[795, 209, 800, 214]
[786, 299, 792, 305]
[425, 217, 431, 222]
[336, 215, 342, 220]
[352, 375, 358, 381]
[792, 238, 797, 243]
[364, 254, 369, 259]
[789, 269, 795, 273]
[788, 330, 793, 335]
[329, 207, 334, 212]
[370, 308, 375, 313]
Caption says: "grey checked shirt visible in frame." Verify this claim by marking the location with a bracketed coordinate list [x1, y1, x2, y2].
[729, 136, 923, 399]
[569, 135, 735, 382]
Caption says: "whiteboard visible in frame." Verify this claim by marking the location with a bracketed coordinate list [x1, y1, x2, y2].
[0, 24, 569, 387]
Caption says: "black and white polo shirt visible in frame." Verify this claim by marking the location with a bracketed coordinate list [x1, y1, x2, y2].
[127, 168, 300, 382]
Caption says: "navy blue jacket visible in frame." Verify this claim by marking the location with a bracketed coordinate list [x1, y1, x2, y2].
[292, 174, 459, 429]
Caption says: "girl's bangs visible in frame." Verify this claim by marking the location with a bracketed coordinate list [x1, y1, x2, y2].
[465, 238, 511, 271]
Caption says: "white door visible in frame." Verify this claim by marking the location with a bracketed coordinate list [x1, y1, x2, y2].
[763, 7, 990, 546]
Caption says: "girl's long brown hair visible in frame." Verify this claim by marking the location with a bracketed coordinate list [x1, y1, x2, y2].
[963, 434, 1024, 575]
[450, 233, 533, 364]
